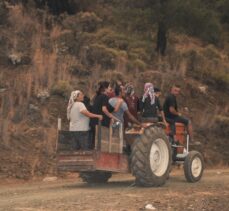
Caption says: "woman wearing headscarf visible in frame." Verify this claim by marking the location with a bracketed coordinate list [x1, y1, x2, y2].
[140, 83, 167, 125]
[67, 90, 76, 121]
[68, 90, 103, 150]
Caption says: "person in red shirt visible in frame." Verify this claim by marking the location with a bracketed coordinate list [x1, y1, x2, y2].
[123, 83, 140, 128]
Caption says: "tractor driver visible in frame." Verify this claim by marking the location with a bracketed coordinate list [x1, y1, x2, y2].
[163, 84, 193, 141]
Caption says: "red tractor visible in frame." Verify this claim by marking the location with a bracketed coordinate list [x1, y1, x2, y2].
[56, 120, 204, 187]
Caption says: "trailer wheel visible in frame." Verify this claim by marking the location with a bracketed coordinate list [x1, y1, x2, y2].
[184, 151, 204, 183]
[131, 126, 171, 187]
[80, 171, 112, 184]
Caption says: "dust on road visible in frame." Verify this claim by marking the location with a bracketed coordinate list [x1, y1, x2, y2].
[0, 169, 228, 211]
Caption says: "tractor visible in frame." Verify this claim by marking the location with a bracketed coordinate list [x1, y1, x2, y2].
[56, 119, 204, 187]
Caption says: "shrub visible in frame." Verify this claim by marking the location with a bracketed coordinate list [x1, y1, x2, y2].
[126, 59, 147, 72]
[62, 12, 101, 33]
[8, 53, 31, 66]
[128, 47, 149, 62]
[0, 35, 9, 65]
[217, 0, 229, 25]
[86, 44, 118, 69]
[55, 31, 79, 55]
[112, 5, 152, 34]
[95, 28, 129, 50]
[78, 12, 102, 32]
[69, 63, 91, 77]
[133, 59, 147, 72]
[0, 1, 8, 25]
[102, 70, 126, 84]
[173, 1, 221, 45]
[208, 68, 229, 90]
[185, 49, 229, 91]
[51, 81, 73, 98]
[201, 45, 221, 60]
[185, 50, 203, 74]
[126, 61, 135, 72]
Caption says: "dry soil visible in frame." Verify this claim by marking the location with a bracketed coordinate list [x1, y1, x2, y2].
[0, 168, 228, 211]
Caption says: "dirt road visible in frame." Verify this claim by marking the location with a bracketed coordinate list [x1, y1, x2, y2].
[0, 169, 228, 211]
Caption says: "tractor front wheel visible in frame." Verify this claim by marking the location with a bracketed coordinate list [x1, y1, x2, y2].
[184, 151, 204, 183]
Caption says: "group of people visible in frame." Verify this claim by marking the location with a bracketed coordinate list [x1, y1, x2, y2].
[67, 81, 193, 150]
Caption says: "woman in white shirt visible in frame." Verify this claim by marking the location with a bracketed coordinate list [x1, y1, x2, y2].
[69, 90, 103, 150]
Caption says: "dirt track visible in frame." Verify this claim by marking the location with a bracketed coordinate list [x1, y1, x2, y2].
[0, 168, 228, 211]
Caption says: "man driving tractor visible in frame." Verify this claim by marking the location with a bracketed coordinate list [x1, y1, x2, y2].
[163, 84, 193, 142]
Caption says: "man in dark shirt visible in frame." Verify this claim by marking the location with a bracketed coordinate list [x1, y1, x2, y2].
[89, 81, 120, 149]
[163, 84, 193, 141]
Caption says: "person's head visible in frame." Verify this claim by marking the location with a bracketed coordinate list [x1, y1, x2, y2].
[144, 83, 154, 92]
[96, 81, 110, 95]
[171, 84, 181, 96]
[143, 82, 154, 97]
[124, 83, 134, 96]
[114, 84, 124, 97]
[108, 80, 116, 92]
[73, 90, 84, 102]
[154, 87, 161, 97]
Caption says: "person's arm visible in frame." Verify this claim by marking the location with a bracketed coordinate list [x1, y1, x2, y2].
[136, 96, 141, 112]
[102, 106, 119, 121]
[81, 110, 103, 121]
[160, 110, 167, 125]
[156, 97, 167, 125]
[169, 106, 181, 116]
[126, 110, 141, 126]
[139, 97, 144, 112]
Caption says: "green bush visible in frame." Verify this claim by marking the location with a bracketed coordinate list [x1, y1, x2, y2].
[95, 29, 129, 50]
[62, 12, 101, 32]
[185, 50, 204, 74]
[128, 47, 149, 62]
[69, 64, 91, 77]
[185, 49, 229, 90]
[208, 68, 229, 90]
[201, 45, 221, 60]
[55, 31, 79, 55]
[133, 59, 147, 72]
[102, 70, 126, 84]
[217, 0, 229, 24]
[173, 1, 221, 44]
[86, 44, 118, 69]
[126, 61, 135, 72]
[51, 81, 73, 98]
[0, 1, 8, 25]
[112, 5, 153, 34]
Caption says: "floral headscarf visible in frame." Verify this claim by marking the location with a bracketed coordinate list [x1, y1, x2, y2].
[142, 83, 155, 105]
[124, 83, 134, 96]
[67, 90, 80, 120]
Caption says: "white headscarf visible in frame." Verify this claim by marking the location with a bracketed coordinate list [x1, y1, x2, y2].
[142, 83, 155, 105]
[67, 90, 81, 120]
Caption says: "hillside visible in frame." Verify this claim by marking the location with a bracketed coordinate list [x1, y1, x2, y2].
[0, 1, 228, 179]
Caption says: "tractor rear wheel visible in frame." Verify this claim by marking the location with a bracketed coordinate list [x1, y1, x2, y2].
[184, 151, 204, 183]
[131, 126, 171, 187]
[79, 171, 112, 184]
